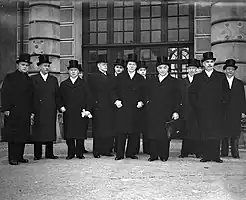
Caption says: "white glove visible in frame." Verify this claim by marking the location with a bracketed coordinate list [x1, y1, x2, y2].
[137, 101, 144, 108]
[30, 113, 35, 125]
[60, 106, 66, 113]
[85, 111, 93, 118]
[114, 100, 123, 108]
[172, 112, 179, 120]
[4, 111, 10, 116]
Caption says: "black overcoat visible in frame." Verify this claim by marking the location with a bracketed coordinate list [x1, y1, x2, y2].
[188, 70, 230, 140]
[179, 77, 200, 140]
[31, 74, 60, 142]
[1, 70, 33, 142]
[146, 75, 181, 140]
[88, 72, 115, 137]
[112, 71, 145, 134]
[224, 77, 246, 137]
[60, 78, 92, 139]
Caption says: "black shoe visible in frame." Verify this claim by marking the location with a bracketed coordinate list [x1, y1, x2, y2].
[9, 160, 19, 165]
[18, 158, 29, 163]
[213, 159, 223, 163]
[200, 158, 210, 162]
[83, 150, 88, 153]
[101, 153, 114, 157]
[77, 155, 85, 159]
[93, 154, 101, 158]
[45, 155, 59, 159]
[126, 155, 138, 159]
[195, 154, 202, 158]
[148, 157, 158, 162]
[178, 154, 188, 158]
[34, 157, 41, 160]
[66, 156, 74, 160]
[160, 157, 168, 162]
[232, 155, 240, 159]
[115, 157, 123, 160]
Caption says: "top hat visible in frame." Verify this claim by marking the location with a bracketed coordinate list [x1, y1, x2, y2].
[114, 58, 125, 67]
[16, 53, 32, 64]
[37, 54, 52, 66]
[67, 59, 82, 71]
[156, 56, 169, 67]
[201, 52, 216, 62]
[187, 59, 201, 68]
[137, 61, 148, 70]
[223, 59, 238, 70]
[126, 53, 138, 63]
[97, 54, 108, 63]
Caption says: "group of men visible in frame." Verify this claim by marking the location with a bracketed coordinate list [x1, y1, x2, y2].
[1, 51, 245, 165]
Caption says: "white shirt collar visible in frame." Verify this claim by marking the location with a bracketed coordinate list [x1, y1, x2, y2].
[158, 73, 168, 82]
[187, 74, 194, 83]
[40, 72, 48, 81]
[99, 69, 107, 75]
[226, 76, 234, 89]
[128, 71, 136, 79]
[205, 69, 214, 77]
[70, 76, 78, 84]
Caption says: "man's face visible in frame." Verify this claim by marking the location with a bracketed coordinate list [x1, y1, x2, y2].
[137, 67, 147, 77]
[187, 66, 197, 77]
[18, 61, 30, 73]
[114, 65, 124, 75]
[98, 62, 108, 73]
[127, 61, 137, 73]
[40, 63, 50, 75]
[157, 64, 169, 76]
[203, 59, 215, 72]
[225, 66, 236, 78]
[69, 68, 79, 78]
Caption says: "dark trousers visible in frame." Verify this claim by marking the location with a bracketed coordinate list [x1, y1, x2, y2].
[149, 139, 171, 159]
[116, 134, 139, 158]
[181, 139, 203, 156]
[132, 133, 140, 155]
[110, 136, 118, 153]
[66, 139, 84, 157]
[8, 142, 25, 162]
[221, 137, 239, 157]
[34, 142, 54, 159]
[93, 136, 114, 156]
[143, 134, 150, 154]
[203, 139, 220, 160]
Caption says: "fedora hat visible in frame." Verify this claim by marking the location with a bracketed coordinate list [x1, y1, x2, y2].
[126, 53, 138, 63]
[114, 58, 125, 67]
[137, 61, 148, 70]
[223, 59, 238, 70]
[201, 52, 216, 62]
[97, 54, 107, 63]
[37, 54, 52, 66]
[187, 59, 201, 68]
[16, 53, 32, 64]
[67, 59, 82, 71]
[156, 56, 169, 67]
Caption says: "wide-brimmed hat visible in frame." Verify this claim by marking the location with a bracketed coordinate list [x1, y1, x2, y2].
[126, 53, 138, 63]
[67, 59, 82, 71]
[137, 61, 148, 70]
[37, 54, 52, 66]
[16, 53, 32, 64]
[114, 58, 125, 67]
[223, 59, 238, 70]
[201, 52, 216, 62]
[187, 59, 201, 68]
[97, 54, 107, 63]
[156, 56, 169, 67]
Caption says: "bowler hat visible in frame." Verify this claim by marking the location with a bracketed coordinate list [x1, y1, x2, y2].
[16, 53, 32, 64]
[114, 58, 125, 67]
[37, 54, 52, 66]
[223, 59, 238, 70]
[67, 59, 82, 71]
[201, 52, 216, 62]
[126, 53, 138, 63]
[137, 61, 148, 70]
[156, 56, 169, 67]
[97, 54, 107, 63]
[187, 59, 201, 68]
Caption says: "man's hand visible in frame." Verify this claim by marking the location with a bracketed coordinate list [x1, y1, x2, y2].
[137, 101, 144, 108]
[114, 100, 123, 108]
[60, 106, 66, 113]
[3, 111, 10, 116]
[242, 113, 246, 118]
[172, 112, 179, 120]
[81, 109, 93, 118]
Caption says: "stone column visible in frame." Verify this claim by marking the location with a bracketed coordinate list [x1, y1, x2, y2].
[28, 1, 62, 142]
[211, 1, 246, 146]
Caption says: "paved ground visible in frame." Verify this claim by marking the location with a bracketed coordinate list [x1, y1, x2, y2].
[0, 139, 246, 200]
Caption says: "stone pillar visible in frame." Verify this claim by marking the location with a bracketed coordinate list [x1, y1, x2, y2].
[211, 1, 246, 146]
[28, 1, 62, 142]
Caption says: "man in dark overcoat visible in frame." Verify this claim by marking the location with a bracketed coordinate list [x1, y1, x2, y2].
[221, 59, 246, 158]
[189, 52, 230, 163]
[88, 54, 115, 158]
[1, 53, 33, 165]
[146, 56, 181, 162]
[112, 53, 145, 160]
[31, 54, 60, 160]
[60, 60, 92, 159]
[179, 59, 202, 158]
[136, 61, 149, 154]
